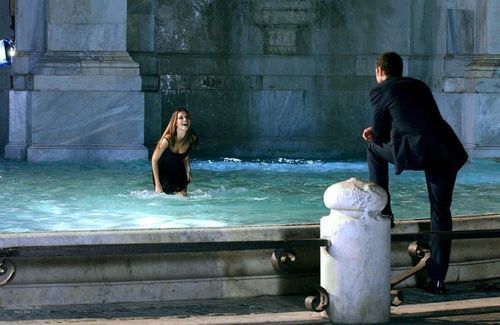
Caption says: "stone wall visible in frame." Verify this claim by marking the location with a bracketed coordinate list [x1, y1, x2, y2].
[0, 214, 498, 307]
[128, 0, 463, 160]
[3, 0, 499, 160]
[443, 0, 500, 159]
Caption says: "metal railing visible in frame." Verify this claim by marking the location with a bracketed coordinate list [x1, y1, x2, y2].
[391, 229, 500, 242]
[0, 229, 499, 310]
[0, 237, 330, 311]
[0, 239, 330, 258]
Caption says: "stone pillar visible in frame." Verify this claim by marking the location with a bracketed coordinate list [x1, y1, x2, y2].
[443, 0, 500, 159]
[4, 0, 46, 159]
[6, 0, 147, 160]
[460, 55, 500, 158]
[0, 0, 14, 158]
[320, 178, 390, 324]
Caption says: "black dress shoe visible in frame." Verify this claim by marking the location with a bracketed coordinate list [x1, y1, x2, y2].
[423, 280, 447, 294]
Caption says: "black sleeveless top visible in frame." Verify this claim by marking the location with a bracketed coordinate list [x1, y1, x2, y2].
[156, 147, 190, 194]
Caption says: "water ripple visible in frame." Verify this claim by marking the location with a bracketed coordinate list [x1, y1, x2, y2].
[0, 158, 498, 232]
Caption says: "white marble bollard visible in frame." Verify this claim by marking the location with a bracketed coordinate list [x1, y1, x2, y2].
[320, 178, 391, 324]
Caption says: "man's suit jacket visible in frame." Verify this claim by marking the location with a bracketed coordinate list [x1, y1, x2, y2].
[370, 76, 468, 175]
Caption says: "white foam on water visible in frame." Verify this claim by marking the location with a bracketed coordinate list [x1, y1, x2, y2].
[135, 216, 167, 227]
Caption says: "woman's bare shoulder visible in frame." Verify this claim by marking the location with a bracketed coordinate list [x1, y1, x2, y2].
[155, 136, 169, 151]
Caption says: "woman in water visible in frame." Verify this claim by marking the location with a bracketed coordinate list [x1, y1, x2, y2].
[151, 108, 198, 196]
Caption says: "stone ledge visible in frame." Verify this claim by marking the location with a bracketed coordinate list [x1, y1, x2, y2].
[392, 297, 500, 317]
[464, 146, 500, 159]
[443, 77, 500, 93]
[34, 75, 142, 91]
[0, 215, 498, 307]
[27, 146, 148, 161]
[0, 275, 318, 308]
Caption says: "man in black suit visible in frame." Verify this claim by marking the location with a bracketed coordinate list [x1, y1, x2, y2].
[362, 52, 468, 294]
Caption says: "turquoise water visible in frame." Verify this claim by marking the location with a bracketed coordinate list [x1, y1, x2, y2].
[0, 158, 499, 232]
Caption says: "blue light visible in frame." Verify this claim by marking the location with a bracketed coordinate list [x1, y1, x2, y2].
[0, 38, 15, 66]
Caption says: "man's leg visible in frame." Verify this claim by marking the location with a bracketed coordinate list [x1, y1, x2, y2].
[367, 142, 394, 218]
[424, 167, 458, 284]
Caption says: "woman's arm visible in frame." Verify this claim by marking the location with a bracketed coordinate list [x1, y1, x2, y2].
[151, 138, 168, 193]
[184, 155, 192, 183]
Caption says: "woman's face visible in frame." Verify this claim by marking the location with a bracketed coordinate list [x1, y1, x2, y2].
[176, 111, 191, 132]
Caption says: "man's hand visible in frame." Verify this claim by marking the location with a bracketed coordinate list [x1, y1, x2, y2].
[362, 127, 373, 142]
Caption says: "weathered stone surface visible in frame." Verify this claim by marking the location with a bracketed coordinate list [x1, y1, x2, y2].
[4, 0, 500, 160]
[321, 178, 390, 323]
[4, 0, 148, 161]
[323, 178, 387, 215]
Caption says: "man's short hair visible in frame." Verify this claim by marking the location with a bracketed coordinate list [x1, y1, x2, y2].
[376, 52, 403, 77]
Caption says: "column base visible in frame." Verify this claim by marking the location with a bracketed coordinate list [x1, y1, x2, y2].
[4, 144, 28, 160]
[464, 145, 500, 159]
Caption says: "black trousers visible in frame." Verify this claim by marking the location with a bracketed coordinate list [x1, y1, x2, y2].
[367, 142, 458, 281]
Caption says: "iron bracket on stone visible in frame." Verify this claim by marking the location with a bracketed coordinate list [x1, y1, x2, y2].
[388, 228, 500, 305]
[390, 241, 431, 306]
[271, 247, 329, 312]
[0, 238, 330, 288]
[0, 258, 15, 286]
